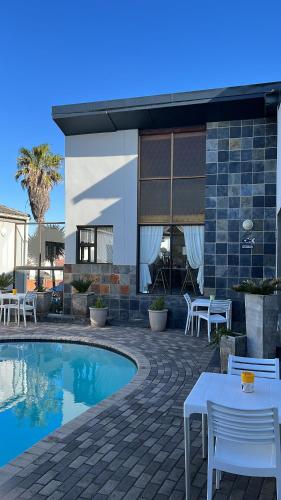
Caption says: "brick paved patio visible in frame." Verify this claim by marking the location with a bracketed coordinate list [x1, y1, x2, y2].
[0, 323, 277, 499]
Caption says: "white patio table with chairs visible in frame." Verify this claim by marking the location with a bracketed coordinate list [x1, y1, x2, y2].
[184, 293, 232, 340]
[184, 358, 281, 500]
[0, 292, 37, 326]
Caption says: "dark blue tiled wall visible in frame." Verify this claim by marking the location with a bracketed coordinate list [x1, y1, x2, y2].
[204, 118, 277, 329]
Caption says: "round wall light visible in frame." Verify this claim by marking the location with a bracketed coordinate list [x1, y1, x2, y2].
[242, 219, 253, 231]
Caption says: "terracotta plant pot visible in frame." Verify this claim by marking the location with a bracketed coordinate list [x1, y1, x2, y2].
[89, 307, 108, 327]
[148, 309, 168, 332]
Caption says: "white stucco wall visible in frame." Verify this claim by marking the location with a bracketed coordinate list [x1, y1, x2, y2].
[65, 129, 138, 265]
[277, 105, 281, 214]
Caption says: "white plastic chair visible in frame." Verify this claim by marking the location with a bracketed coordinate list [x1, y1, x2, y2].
[228, 355, 280, 380]
[0, 294, 8, 325]
[18, 292, 37, 327]
[197, 300, 232, 342]
[183, 293, 203, 336]
[207, 401, 281, 500]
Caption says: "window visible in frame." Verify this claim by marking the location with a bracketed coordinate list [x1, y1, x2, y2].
[138, 129, 205, 294]
[77, 226, 113, 263]
[139, 129, 206, 224]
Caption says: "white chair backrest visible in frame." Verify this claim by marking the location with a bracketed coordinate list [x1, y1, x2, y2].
[209, 299, 231, 314]
[207, 400, 279, 445]
[183, 293, 192, 312]
[228, 354, 280, 379]
[25, 292, 37, 306]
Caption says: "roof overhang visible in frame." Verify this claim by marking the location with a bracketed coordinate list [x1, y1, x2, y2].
[52, 81, 281, 136]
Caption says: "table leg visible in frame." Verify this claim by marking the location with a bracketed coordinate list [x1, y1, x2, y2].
[202, 413, 207, 459]
[184, 416, 191, 500]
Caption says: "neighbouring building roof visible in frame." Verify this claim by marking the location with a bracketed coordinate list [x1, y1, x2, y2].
[0, 204, 30, 221]
[52, 81, 281, 136]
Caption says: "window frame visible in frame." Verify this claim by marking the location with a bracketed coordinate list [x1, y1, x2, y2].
[138, 126, 206, 225]
[76, 225, 113, 264]
[137, 126, 206, 295]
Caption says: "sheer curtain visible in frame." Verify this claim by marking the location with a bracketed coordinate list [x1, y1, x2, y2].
[182, 226, 204, 294]
[139, 226, 163, 293]
[97, 227, 113, 263]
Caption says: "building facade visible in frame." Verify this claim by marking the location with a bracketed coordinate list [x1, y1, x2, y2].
[53, 82, 281, 329]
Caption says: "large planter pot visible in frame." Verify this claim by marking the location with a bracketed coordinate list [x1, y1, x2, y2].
[245, 293, 278, 358]
[72, 293, 95, 317]
[36, 291, 52, 317]
[220, 334, 247, 373]
[89, 307, 108, 327]
[148, 309, 168, 332]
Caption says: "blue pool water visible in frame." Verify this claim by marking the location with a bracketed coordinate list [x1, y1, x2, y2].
[0, 342, 136, 467]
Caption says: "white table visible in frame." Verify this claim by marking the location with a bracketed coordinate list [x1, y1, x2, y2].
[183, 372, 281, 499]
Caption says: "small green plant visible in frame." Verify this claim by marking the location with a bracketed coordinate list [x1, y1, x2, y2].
[35, 285, 46, 292]
[94, 297, 106, 308]
[149, 297, 166, 311]
[210, 327, 241, 348]
[0, 272, 13, 290]
[71, 279, 92, 293]
[232, 278, 281, 295]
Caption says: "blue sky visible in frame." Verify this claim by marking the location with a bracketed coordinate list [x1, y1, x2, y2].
[1, 0, 280, 221]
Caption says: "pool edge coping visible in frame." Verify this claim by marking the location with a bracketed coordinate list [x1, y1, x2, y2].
[0, 332, 151, 485]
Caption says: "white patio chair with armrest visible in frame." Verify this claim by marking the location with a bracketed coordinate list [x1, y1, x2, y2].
[206, 401, 281, 500]
[197, 300, 231, 342]
[183, 293, 203, 336]
[228, 355, 280, 380]
[18, 292, 37, 327]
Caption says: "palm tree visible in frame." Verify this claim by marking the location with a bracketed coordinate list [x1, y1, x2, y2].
[15, 144, 63, 223]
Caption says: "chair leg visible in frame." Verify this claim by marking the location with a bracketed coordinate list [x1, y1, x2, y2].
[207, 465, 213, 500]
[207, 321, 211, 343]
[23, 309, 26, 327]
[201, 413, 207, 459]
[277, 475, 281, 500]
[185, 315, 189, 335]
[34, 307, 37, 324]
[197, 316, 201, 337]
[215, 470, 221, 489]
[191, 316, 194, 336]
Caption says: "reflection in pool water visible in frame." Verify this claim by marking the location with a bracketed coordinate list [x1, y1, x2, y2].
[0, 342, 136, 467]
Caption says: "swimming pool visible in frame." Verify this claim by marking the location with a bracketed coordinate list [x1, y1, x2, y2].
[0, 341, 137, 467]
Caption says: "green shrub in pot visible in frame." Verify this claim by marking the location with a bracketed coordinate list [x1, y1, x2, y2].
[148, 297, 168, 332]
[89, 296, 108, 327]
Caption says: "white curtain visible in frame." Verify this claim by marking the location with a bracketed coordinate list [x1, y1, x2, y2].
[139, 226, 163, 293]
[182, 226, 204, 294]
[97, 227, 113, 263]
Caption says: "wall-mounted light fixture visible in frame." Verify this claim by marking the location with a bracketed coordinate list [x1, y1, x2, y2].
[242, 219, 253, 232]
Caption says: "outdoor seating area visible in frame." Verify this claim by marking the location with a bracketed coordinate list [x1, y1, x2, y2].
[0, 292, 37, 326]
[184, 292, 232, 341]
[184, 355, 281, 499]
[0, 322, 278, 499]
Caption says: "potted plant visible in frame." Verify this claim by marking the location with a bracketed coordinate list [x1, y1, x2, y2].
[71, 278, 95, 317]
[89, 297, 108, 327]
[0, 272, 13, 292]
[148, 297, 168, 332]
[211, 327, 247, 373]
[34, 285, 52, 317]
[232, 279, 281, 359]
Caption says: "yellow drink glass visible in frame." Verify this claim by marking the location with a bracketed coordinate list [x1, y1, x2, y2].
[241, 371, 255, 392]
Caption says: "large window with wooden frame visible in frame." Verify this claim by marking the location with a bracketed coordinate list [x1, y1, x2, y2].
[138, 129, 205, 295]
[77, 226, 113, 264]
